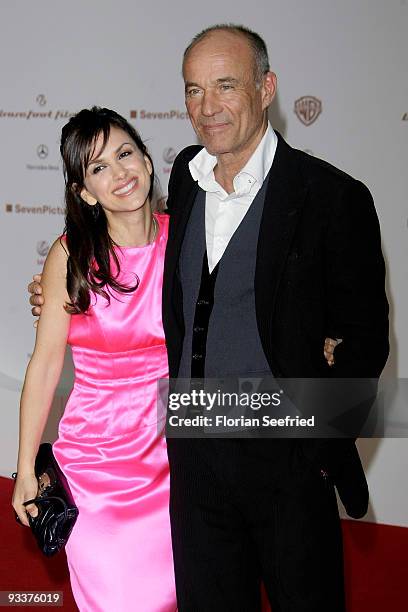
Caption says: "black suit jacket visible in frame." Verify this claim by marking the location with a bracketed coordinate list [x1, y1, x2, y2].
[162, 132, 389, 517]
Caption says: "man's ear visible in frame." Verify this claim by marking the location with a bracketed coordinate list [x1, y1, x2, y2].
[261, 71, 277, 110]
[79, 187, 98, 206]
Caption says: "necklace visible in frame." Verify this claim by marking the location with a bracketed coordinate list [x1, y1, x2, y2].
[111, 216, 158, 248]
[149, 215, 159, 244]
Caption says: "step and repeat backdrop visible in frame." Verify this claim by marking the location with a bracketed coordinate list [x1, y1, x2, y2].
[1, 1, 407, 526]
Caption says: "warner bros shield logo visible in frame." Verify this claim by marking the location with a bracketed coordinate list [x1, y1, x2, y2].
[294, 96, 322, 126]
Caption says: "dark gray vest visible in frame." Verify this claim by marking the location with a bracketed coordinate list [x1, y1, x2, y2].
[178, 176, 272, 379]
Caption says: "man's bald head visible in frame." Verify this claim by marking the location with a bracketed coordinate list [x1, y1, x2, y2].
[183, 24, 270, 88]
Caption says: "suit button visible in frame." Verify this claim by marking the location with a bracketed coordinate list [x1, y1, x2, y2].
[194, 326, 205, 332]
[192, 353, 203, 360]
[197, 299, 209, 306]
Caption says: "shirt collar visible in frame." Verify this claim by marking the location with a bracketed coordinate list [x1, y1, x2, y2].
[188, 122, 277, 194]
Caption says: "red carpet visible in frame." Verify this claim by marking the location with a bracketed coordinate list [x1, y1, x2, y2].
[1, 477, 407, 611]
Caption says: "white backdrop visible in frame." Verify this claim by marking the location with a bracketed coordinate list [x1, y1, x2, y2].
[1, 1, 407, 526]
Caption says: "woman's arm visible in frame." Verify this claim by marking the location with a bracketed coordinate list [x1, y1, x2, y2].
[12, 239, 71, 525]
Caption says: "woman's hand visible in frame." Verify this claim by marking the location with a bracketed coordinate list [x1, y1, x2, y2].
[12, 473, 39, 527]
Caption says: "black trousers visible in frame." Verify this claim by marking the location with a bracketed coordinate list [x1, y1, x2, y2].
[167, 438, 345, 612]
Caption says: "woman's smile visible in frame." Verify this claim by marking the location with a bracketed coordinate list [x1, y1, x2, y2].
[113, 177, 139, 197]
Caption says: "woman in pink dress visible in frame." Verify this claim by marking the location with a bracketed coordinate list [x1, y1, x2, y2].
[12, 107, 177, 611]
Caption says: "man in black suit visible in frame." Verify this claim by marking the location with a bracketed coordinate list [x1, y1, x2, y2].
[162, 24, 389, 611]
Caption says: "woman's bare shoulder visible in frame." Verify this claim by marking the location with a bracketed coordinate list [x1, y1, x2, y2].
[41, 237, 69, 289]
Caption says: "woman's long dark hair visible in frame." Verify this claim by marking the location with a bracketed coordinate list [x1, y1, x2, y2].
[60, 106, 155, 314]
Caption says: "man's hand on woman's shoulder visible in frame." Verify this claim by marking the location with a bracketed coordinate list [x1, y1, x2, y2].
[28, 274, 43, 324]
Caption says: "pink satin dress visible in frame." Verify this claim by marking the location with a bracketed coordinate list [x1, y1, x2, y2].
[53, 213, 176, 612]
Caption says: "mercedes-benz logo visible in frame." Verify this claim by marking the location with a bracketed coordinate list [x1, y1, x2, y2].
[163, 147, 177, 165]
[37, 144, 49, 159]
[36, 94, 47, 106]
[37, 241, 50, 257]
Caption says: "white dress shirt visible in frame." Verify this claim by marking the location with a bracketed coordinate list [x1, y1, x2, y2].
[188, 123, 278, 272]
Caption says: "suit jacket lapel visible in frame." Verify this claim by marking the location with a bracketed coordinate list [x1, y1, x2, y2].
[255, 132, 308, 347]
[164, 174, 199, 311]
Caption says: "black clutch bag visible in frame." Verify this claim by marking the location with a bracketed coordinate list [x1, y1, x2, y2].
[17, 443, 79, 556]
